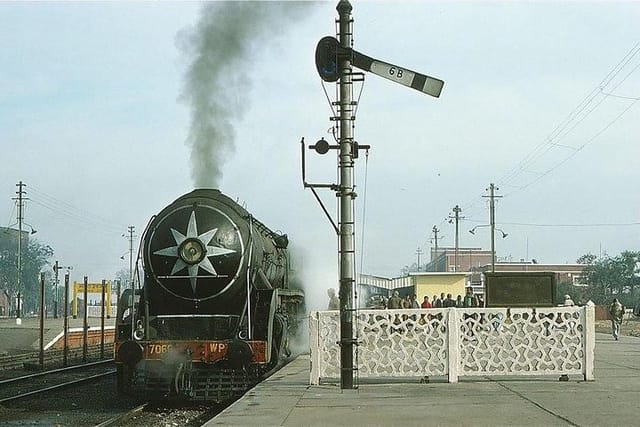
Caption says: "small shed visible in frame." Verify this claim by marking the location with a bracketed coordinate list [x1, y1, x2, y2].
[408, 272, 468, 301]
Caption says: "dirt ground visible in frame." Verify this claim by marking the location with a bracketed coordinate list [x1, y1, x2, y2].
[594, 316, 640, 337]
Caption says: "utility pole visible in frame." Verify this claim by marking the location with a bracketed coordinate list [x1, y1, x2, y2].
[125, 226, 136, 292]
[12, 181, 27, 321]
[448, 205, 464, 272]
[483, 183, 502, 272]
[415, 247, 423, 271]
[53, 261, 72, 318]
[431, 225, 441, 255]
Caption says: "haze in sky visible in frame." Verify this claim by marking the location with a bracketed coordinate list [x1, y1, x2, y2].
[1, 1, 639, 309]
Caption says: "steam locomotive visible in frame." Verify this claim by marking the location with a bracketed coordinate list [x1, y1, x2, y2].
[114, 189, 304, 402]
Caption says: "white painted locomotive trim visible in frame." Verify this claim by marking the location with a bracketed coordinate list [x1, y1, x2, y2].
[148, 204, 245, 301]
[309, 304, 595, 384]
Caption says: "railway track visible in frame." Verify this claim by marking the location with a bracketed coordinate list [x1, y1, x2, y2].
[0, 361, 142, 426]
[0, 343, 115, 373]
[96, 402, 225, 427]
[0, 359, 115, 404]
[0, 352, 299, 426]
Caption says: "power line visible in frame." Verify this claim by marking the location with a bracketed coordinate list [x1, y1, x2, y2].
[452, 41, 640, 224]
[500, 221, 640, 228]
[27, 185, 127, 234]
[498, 42, 640, 193]
[498, 41, 640, 189]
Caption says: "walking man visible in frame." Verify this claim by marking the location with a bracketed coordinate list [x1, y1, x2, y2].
[609, 298, 624, 341]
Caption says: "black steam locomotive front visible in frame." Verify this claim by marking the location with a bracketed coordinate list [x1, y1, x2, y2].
[143, 189, 252, 315]
[115, 189, 302, 401]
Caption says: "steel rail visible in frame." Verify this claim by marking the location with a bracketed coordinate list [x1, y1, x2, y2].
[94, 403, 149, 427]
[0, 370, 115, 404]
[0, 359, 113, 386]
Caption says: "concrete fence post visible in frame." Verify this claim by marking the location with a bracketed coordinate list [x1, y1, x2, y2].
[309, 311, 320, 385]
[584, 302, 595, 381]
[447, 308, 459, 383]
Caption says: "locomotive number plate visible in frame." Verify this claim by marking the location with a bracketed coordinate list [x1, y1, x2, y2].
[148, 344, 173, 354]
[208, 342, 227, 354]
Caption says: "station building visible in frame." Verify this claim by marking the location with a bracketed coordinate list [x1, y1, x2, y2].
[357, 246, 586, 306]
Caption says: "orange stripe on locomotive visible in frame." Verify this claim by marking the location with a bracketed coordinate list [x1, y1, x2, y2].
[115, 340, 267, 364]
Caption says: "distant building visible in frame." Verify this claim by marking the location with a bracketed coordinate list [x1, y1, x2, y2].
[0, 226, 32, 253]
[357, 272, 467, 306]
[425, 246, 493, 273]
[358, 246, 586, 303]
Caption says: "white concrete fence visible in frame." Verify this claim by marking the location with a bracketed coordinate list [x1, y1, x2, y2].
[309, 304, 595, 384]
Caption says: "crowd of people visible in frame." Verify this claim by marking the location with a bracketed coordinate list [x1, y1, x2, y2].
[417, 289, 484, 309]
[329, 287, 488, 311]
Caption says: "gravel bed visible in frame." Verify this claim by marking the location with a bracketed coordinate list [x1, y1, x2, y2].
[0, 373, 231, 426]
[0, 374, 144, 426]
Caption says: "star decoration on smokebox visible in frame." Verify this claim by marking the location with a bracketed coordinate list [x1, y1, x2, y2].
[153, 211, 236, 294]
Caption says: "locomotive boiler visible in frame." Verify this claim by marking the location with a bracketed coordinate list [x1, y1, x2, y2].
[114, 189, 304, 401]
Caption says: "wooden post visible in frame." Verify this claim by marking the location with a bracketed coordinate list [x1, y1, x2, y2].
[83, 276, 88, 363]
[39, 272, 45, 369]
[101, 279, 106, 359]
[63, 272, 69, 366]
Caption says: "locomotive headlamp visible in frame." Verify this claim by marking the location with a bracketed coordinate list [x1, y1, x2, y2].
[179, 238, 206, 265]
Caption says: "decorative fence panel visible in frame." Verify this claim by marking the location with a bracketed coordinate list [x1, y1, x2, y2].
[309, 304, 595, 384]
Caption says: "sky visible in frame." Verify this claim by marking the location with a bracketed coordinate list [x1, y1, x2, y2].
[1, 1, 639, 310]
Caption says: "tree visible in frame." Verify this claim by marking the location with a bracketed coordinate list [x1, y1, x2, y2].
[113, 267, 133, 303]
[0, 239, 54, 315]
[576, 253, 597, 265]
[580, 251, 640, 306]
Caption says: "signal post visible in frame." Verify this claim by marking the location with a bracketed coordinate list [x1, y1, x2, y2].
[303, 1, 444, 389]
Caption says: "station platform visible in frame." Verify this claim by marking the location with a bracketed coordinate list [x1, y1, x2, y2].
[207, 333, 640, 426]
[0, 316, 115, 355]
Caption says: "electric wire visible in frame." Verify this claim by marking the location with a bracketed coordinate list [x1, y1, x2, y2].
[448, 41, 640, 238]
[3, 203, 16, 229]
[497, 41, 640, 188]
[500, 221, 640, 228]
[27, 185, 127, 234]
[600, 90, 640, 101]
[358, 150, 370, 282]
[504, 95, 640, 197]
[320, 80, 337, 118]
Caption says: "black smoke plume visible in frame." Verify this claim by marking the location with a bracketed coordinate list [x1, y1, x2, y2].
[179, 2, 313, 188]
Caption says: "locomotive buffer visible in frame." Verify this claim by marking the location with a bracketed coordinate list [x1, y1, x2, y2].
[304, 0, 444, 390]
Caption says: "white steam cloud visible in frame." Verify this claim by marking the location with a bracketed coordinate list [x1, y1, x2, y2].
[179, 2, 313, 188]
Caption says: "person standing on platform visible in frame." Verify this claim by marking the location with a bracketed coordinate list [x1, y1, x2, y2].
[410, 294, 420, 309]
[443, 293, 455, 308]
[463, 288, 477, 308]
[609, 298, 624, 340]
[401, 296, 411, 309]
[387, 291, 402, 309]
[421, 296, 432, 308]
[327, 288, 340, 311]
[456, 295, 464, 308]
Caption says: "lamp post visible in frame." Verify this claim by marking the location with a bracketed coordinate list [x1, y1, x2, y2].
[469, 225, 508, 272]
[448, 205, 464, 272]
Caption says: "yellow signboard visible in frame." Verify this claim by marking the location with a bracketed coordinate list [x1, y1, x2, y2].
[72, 281, 112, 318]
